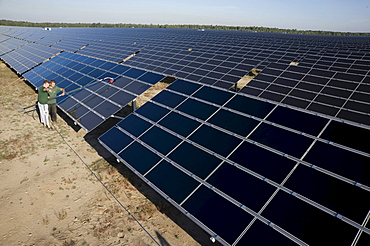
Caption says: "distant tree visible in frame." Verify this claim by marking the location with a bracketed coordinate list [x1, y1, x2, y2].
[0, 19, 369, 36]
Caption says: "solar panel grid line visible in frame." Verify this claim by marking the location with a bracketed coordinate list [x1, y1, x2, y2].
[58, 106, 105, 132]
[47, 56, 79, 71]
[2, 51, 30, 74]
[322, 85, 358, 97]
[314, 102, 369, 124]
[308, 161, 370, 192]
[292, 191, 370, 236]
[286, 116, 368, 186]
[353, 211, 370, 245]
[249, 66, 370, 127]
[114, 117, 164, 152]
[52, 38, 91, 51]
[112, 118, 313, 245]
[321, 138, 370, 159]
[237, 187, 311, 246]
[257, 89, 287, 102]
[0, 37, 28, 49]
[5, 27, 370, 244]
[62, 93, 129, 126]
[287, 92, 370, 130]
[129, 48, 256, 86]
[139, 98, 303, 169]
[40, 62, 69, 76]
[110, 127, 176, 173]
[32, 65, 80, 90]
[98, 138, 125, 161]
[60, 95, 105, 119]
[148, 87, 370, 187]
[132, 111, 216, 152]
[340, 101, 370, 117]
[283, 87, 349, 111]
[132, 105, 250, 164]
[13, 49, 58, 74]
[236, 220, 310, 246]
[97, 139, 219, 241]
[28, 42, 60, 53]
[288, 146, 370, 187]
[121, 108, 370, 243]
[166, 80, 360, 135]
[333, 77, 370, 113]
[205, 185, 310, 245]
[81, 85, 126, 109]
[92, 81, 137, 98]
[79, 47, 139, 62]
[47, 56, 120, 88]
[3, 40, 27, 55]
[0, 35, 11, 42]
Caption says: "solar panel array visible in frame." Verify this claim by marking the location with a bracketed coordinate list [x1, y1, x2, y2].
[22, 51, 165, 131]
[99, 81, 370, 245]
[2, 42, 60, 74]
[0, 36, 28, 56]
[243, 60, 370, 126]
[1, 26, 370, 245]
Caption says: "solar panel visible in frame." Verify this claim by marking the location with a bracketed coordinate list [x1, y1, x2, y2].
[1, 26, 370, 246]
[0, 36, 28, 55]
[99, 79, 370, 245]
[22, 50, 165, 131]
[245, 62, 370, 126]
[1, 42, 60, 74]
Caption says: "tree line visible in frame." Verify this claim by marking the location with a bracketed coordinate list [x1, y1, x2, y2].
[1, 19, 369, 37]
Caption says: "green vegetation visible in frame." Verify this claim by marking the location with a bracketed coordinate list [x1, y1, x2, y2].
[1, 19, 369, 36]
[0, 133, 35, 160]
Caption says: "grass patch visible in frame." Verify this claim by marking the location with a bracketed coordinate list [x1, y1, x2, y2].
[54, 209, 68, 220]
[0, 133, 35, 160]
[90, 159, 116, 175]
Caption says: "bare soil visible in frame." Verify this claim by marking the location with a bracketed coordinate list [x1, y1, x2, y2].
[0, 61, 220, 246]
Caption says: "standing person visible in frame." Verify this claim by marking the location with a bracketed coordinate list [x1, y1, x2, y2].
[38, 80, 52, 129]
[47, 80, 65, 123]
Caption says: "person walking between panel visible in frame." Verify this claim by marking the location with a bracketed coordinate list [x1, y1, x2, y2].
[47, 80, 65, 123]
[38, 80, 52, 129]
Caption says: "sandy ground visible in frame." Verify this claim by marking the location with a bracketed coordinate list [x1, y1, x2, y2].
[0, 61, 221, 246]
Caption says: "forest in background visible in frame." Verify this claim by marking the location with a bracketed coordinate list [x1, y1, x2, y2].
[1, 19, 370, 36]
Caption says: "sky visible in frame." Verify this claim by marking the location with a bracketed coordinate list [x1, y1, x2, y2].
[0, 0, 369, 32]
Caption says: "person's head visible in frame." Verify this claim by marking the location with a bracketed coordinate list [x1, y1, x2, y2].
[49, 80, 56, 87]
[43, 80, 49, 87]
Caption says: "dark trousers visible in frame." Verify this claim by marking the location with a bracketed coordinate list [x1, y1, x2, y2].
[48, 103, 57, 122]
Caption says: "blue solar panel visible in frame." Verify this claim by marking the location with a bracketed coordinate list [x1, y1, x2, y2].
[2, 26, 370, 246]
[20, 50, 166, 131]
[1, 42, 60, 74]
[0, 37, 27, 56]
[99, 78, 370, 245]
[261, 191, 359, 245]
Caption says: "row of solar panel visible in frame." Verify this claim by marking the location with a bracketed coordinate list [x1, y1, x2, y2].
[94, 29, 370, 53]
[2, 30, 369, 129]
[3, 27, 369, 101]
[4, 27, 370, 70]
[90, 31, 370, 50]
[78, 39, 370, 76]
[2, 25, 369, 46]
[1, 42, 60, 74]
[2, 30, 369, 132]
[0, 37, 27, 56]
[99, 79, 370, 245]
[241, 62, 370, 126]
[21, 51, 165, 131]
[2, 27, 370, 246]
